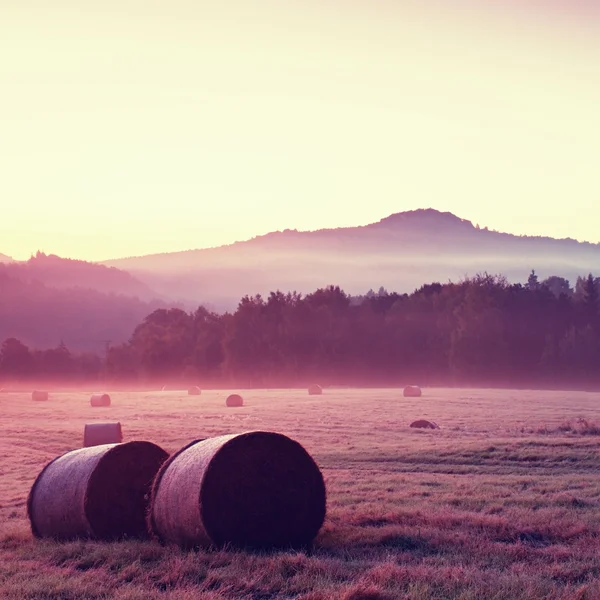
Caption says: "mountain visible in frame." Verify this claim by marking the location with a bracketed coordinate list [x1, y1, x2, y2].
[0, 253, 13, 263]
[4, 252, 160, 301]
[103, 208, 600, 310]
[0, 264, 173, 352]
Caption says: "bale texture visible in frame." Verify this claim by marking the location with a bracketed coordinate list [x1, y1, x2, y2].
[188, 386, 201, 396]
[149, 431, 327, 550]
[410, 419, 439, 429]
[84, 422, 123, 447]
[308, 384, 323, 396]
[90, 393, 111, 407]
[28, 441, 168, 541]
[32, 390, 49, 401]
[403, 385, 422, 398]
[226, 393, 243, 407]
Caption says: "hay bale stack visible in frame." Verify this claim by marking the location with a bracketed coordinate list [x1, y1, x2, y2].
[187, 386, 201, 396]
[149, 431, 327, 550]
[403, 385, 422, 398]
[84, 422, 123, 447]
[32, 390, 49, 401]
[90, 393, 111, 407]
[410, 419, 439, 429]
[28, 441, 168, 541]
[226, 394, 243, 407]
[308, 384, 323, 396]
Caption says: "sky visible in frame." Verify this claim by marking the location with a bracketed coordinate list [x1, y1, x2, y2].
[1, 0, 599, 261]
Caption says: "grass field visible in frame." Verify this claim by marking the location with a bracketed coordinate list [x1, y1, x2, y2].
[1, 387, 600, 600]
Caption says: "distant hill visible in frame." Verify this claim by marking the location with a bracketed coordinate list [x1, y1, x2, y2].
[0, 264, 173, 352]
[0, 253, 13, 263]
[4, 252, 160, 301]
[103, 209, 600, 310]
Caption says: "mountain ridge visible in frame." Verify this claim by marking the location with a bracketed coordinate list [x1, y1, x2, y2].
[93, 209, 600, 310]
[0, 264, 174, 351]
[2, 209, 598, 311]
[100, 209, 600, 265]
[2, 252, 162, 301]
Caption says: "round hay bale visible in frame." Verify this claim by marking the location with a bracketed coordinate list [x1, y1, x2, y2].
[308, 384, 323, 396]
[28, 441, 168, 541]
[90, 393, 111, 407]
[226, 393, 243, 407]
[32, 390, 49, 401]
[403, 385, 422, 398]
[409, 419, 439, 429]
[84, 422, 123, 447]
[149, 431, 327, 550]
[187, 386, 201, 396]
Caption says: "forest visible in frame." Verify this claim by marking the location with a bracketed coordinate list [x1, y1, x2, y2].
[1, 271, 599, 389]
[0, 262, 169, 352]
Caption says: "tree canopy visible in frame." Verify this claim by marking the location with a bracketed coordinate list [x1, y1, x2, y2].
[1, 273, 598, 389]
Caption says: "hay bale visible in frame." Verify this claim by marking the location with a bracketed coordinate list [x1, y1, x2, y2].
[403, 385, 422, 397]
[90, 393, 111, 407]
[226, 393, 243, 407]
[32, 390, 49, 401]
[187, 386, 201, 396]
[409, 419, 439, 429]
[149, 431, 327, 550]
[28, 441, 168, 541]
[84, 422, 123, 447]
[308, 384, 323, 396]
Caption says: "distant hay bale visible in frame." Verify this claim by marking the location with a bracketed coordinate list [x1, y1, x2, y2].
[409, 419, 439, 429]
[403, 385, 422, 398]
[90, 393, 111, 407]
[226, 393, 244, 407]
[84, 422, 123, 447]
[32, 390, 49, 401]
[187, 386, 201, 396]
[27, 441, 168, 541]
[149, 431, 327, 550]
[308, 384, 323, 396]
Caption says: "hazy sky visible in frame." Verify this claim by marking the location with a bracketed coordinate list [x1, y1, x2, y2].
[1, 1, 599, 261]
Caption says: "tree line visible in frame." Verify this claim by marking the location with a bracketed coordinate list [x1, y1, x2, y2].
[1, 271, 599, 389]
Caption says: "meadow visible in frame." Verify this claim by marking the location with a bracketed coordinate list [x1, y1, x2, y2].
[1, 387, 600, 600]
